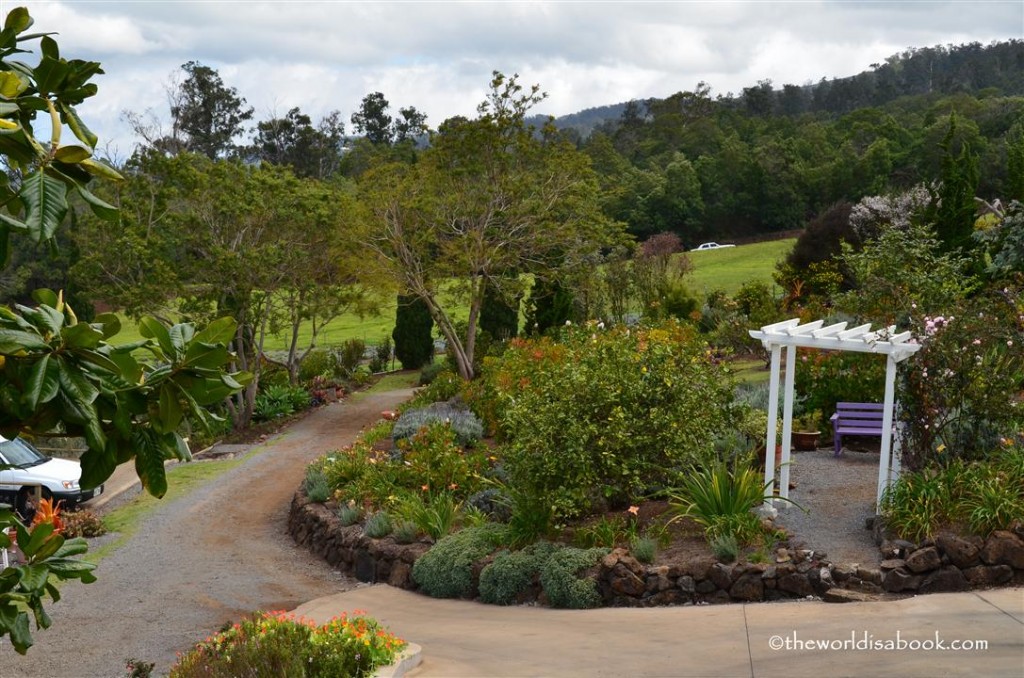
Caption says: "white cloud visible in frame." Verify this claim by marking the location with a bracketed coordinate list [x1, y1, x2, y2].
[11, 0, 1023, 153]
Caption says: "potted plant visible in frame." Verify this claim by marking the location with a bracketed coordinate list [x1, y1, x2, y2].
[791, 410, 822, 451]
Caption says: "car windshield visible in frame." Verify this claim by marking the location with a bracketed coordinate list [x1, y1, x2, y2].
[0, 438, 47, 467]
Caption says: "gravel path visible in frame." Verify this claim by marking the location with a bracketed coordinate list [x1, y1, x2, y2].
[2, 389, 414, 678]
[772, 446, 883, 566]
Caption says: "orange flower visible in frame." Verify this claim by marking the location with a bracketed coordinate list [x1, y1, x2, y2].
[31, 497, 64, 533]
[627, 505, 640, 516]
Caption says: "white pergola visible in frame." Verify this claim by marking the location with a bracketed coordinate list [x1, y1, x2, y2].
[748, 318, 922, 511]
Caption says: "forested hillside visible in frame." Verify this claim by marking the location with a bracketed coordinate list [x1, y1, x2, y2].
[568, 40, 1024, 245]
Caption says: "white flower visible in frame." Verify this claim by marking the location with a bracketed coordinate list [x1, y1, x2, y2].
[565, 320, 572, 326]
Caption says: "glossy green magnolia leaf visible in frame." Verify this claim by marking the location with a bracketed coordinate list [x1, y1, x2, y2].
[33, 55, 69, 94]
[79, 157, 122, 182]
[0, 70, 28, 98]
[30, 599, 52, 631]
[183, 344, 229, 371]
[78, 446, 115, 491]
[105, 350, 142, 384]
[19, 171, 68, 244]
[155, 383, 183, 434]
[0, 328, 49, 352]
[57, 357, 99, 404]
[29, 532, 63, 562]
[91, 312, 121, 339]
[167, 322, 191, 357]
[53, 145, 91, 164]
[134, 438, 167, 498]
[71, 348, 120, 374]
[139, 317, 176, 360]
[9, 609, 31, 654]
[192, 316, 237, 346]
[61, 323, 102, 349]
[4, 7, 32, 33]
[75, 183, 116, 220]
[23, 354, 57, 409]
[59, 103, 97, 149]
[39, 35, 57, 60]
[53, 536, 89, 558]
[18, 522, 53, 556]
[29, 288, 58, 307]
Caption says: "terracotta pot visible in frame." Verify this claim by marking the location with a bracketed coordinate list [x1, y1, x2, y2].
[756, 444, 783, 469]
[792, 431, 821, 451]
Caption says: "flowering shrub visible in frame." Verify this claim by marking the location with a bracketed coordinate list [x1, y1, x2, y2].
[897, 287, 1023, 470]
[169, 610, 406, 678]
[486, 320, 736, 521]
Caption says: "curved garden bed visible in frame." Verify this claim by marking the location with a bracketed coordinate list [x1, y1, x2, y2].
[289, 487, 1024, 606]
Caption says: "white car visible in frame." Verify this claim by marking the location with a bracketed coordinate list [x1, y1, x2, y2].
[0, 436, 103, 517]
[694, 242, 736, 251]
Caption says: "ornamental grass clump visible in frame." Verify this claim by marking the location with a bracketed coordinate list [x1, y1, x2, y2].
[881, 442, 1024, 541]
[667, 462, 768, 545]
[169, 610, 406, 678]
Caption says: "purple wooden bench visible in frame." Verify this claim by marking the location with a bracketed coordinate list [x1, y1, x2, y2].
[830, 402, 884, 456]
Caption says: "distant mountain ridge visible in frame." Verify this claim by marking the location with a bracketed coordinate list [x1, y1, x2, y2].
[531, 39, 1024, 138]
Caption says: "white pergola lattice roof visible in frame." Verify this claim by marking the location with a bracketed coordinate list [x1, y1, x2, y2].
[748, 318, 922, 510]
[749, 318, 921, 363]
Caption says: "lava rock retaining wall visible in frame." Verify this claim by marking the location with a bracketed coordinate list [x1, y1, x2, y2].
[289, 491, 1024, 606]
[874, 527, 1024, 594]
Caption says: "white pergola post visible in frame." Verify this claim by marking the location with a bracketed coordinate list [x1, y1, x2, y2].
[749, 319, 921, 513]
[779, 344, 797, 502]
[763, 344, 782, 505]
[876, 354, 898, 507]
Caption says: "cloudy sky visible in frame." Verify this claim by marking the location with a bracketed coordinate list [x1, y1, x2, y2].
[11, 0, 1024, 158]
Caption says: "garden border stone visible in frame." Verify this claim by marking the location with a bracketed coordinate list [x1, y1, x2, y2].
[289, 490, 1024, 607]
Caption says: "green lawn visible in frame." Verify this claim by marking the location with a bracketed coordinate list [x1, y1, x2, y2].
[108, 238, 794, 352]
[687, 238, 794, 296]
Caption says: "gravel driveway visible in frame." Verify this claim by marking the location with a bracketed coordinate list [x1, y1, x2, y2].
[2, 389, 413, 678]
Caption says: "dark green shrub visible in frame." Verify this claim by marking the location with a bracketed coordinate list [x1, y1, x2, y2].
[392, 403, 483, 447]
[393, 294, 435, 370]
[368, 337, 392, 373]
[525, 277, 574, 334]
[364, 511, 393, 538]
[489, 321, 736, 521]
[412, 523, 507, 598]
[338, 339, 366, 376]
[480, 284, 520, 340]
[418, 362, 445, 386]
[539, 546, 607, 609]
[478, 541, 559, 605]
[299, 349, 338, 383]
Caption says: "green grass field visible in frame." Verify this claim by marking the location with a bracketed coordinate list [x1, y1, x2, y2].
[110, 238, 794, 351]
[686, 239, 794, 296]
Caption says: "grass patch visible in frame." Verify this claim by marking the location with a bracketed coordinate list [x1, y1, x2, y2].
[87, 458, 243, 564]
[688, 239, 794, 296]
[729, 357, 770, 385]
[350, 370, 421, 403]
